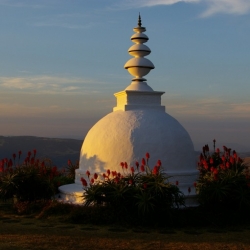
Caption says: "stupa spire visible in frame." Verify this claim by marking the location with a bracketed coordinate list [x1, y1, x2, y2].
[138, 13, 142, 27]
[124, 15, 155, 91]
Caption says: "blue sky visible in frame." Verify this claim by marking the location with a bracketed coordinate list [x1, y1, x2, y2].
[0, 0, 250, 151]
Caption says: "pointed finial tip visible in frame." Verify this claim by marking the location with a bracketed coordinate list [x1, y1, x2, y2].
[138, 13, 142, 27]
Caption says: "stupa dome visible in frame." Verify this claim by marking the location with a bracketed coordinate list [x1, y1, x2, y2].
[76, 109, 197, 188]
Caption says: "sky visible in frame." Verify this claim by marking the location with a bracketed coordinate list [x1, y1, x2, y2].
[0, 0, 250, 151]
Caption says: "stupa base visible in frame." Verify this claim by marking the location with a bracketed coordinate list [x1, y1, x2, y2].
[58, 183, 85, 204]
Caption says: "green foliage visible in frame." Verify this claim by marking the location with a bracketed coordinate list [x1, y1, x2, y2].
[0, 150, 78, 202]
[82, 154, 185, 221]
[195, 143, 250, 211]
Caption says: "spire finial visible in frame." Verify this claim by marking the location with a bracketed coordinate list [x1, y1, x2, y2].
[138, 13, 142, 27]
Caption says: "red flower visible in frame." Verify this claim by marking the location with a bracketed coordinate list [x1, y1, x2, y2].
[135, 161, 139, 169]
[131, 167, 135, 173]
[157, 160, 161, 167]
[194, 182, 197, 188]
[112, 171, 117, 177]
[86, 170, 90, 177]
[146, 152, 150, 159]
[176, 181, 179, 186]
[124, 162, 128, 169]
[221, 155, 226, 162]
[143, 183, 147, 189]
[80, 177, 87, 187]
[213, 168, 218, 175]
[128, 179, 133, 185]
[94, 173, 98, 179]
[216, 148, 220, 154]
[229, 156, 234, 164]
[209, 158, 214, 164]
[188, 187, 191, 194]
[140, 165, 145, 172]
[33, 149, 37, 156]
[120, 162, 124, 168]
[107, 169, 110, 176]
[141, 158, 146, 166]
[226, 162, 230, 169]
[91, 178, 94, 184]
[18, 150, 22, 156]
[28, 151, 31, 157]
[67, 159, 72, 166]
[103, 173, 106, 178]
[152, 166, 159, 175]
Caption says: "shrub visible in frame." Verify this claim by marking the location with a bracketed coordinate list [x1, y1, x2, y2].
[0, 150, 77, 202]
[82, 153, 185, 222]
[195, 142, 250, 211]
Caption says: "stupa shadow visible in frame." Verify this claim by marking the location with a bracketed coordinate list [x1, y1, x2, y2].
[75, 153, 106, 184]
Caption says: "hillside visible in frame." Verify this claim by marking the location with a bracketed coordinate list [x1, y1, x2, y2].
[0, 136, 82, 169]
[1, 136, 249, 169]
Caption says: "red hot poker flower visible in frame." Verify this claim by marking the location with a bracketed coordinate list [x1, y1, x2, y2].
[140, 165, 145, 172]
[107, 169, 110, 176]
[90, 178, 95, 184]
[135, 161, 139, 168]
[157, 160, 161, 167]
[146, 152, 150, 159]
[94, 173, 98, 179]
[86, 170, 90, 177]
[112, 171, 117, 177]
[67, 160, 72, 166]
[120, 162, 124, 168]
[141, 158, 146, 166]
[124, 162, 128, 169]
[130, 167, 135, 173]
[194, 182, 197, 188]
[152, 166, 159, 175]
[80, 177, 87, 187]
[176, 181, 179, 186]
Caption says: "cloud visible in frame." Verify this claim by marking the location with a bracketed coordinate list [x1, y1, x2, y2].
[115, 0, 250, 17]
[201, 0, 250, 17]
[0, 75, 106, 94]
[163, 96, 250, 118]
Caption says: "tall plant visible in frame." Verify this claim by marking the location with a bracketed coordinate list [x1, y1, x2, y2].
[0, 150, 77, 202]
[195, 142, 250, 211]
[82, 153, 185, 218]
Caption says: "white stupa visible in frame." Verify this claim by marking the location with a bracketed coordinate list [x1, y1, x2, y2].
[59, 15, 198, 205]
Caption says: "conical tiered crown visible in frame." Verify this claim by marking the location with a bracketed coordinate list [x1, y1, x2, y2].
[124, 14, 155, 91]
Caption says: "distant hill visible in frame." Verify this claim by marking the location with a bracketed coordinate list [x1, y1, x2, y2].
[0, 136, 82, 169]
[1, 136, 249, 169]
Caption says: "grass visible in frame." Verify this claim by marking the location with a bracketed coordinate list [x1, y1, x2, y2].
[1, 202, 250, 250]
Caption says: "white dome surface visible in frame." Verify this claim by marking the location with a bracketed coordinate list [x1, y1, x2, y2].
[78, 109, 196, 178]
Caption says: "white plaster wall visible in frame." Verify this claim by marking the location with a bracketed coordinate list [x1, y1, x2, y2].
[78, 109, 197, 181]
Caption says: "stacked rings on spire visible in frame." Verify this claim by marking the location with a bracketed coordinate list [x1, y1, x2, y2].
[124, 16, 154, 83]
